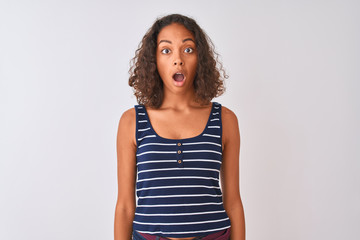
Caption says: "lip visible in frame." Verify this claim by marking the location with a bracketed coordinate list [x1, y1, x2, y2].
[172, 71, 186, 87]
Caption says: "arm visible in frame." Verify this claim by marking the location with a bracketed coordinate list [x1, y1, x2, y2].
[114, 108, 137, 240]
[221, 106, 246, 240]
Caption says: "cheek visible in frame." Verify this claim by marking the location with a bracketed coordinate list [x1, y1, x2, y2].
[156, 53, 169, 67]
[156, 57, 166, 73]
[156, 59, 169, 81]
[189, 57, 198, 74]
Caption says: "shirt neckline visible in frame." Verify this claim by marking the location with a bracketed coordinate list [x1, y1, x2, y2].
[141, 102, 215, 141]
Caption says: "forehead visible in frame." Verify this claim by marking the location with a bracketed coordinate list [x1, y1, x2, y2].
[157, 23, 195, 43]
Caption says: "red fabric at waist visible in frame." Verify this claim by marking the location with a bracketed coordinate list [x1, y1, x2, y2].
[138, 227, 231, 240]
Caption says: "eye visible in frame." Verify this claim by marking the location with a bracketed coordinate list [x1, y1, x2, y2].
[161, 48, 171, 54]
[184, 47, 194, 53]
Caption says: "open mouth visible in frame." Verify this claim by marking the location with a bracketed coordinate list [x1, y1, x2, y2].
[173, 73, 185, 82]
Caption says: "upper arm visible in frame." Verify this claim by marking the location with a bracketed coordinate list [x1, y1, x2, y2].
[116, 107, 137, 209]
[221, 106, 241, 209]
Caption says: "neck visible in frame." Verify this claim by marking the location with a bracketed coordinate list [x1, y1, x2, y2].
[160, 87, 200, 110]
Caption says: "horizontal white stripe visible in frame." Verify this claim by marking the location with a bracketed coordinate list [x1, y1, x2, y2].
[136, 151, 176, 157]
[135, 210, 225, 216]
[137, 158, 221, 166]
[137, 184, 220, 192]
[138, 142, 176, 148]
[182, 141, 221, 147]
[138, 120, 147, 123]
[133, 217, 229, 226]
[137, 106, 143, 109]
[137, 160, 175, 166]
[136, 225, 230, 235]
[214, 106, 220, 109]
[137, 135, 156, 141]
[138, 112, 145, 115]
[207, 125, 220, 128]
[138, 167, 220, 174]
[212, 112, 219, 115]
[138, 194, 222, 199]
[138, 127, 150, 132]
[202, 134, 221, 138]
[137, 176, 219, 182]
[183, 159, 221, 164]
[137, 202, 223, 207]
[183, 149, 222, 155]
[210, 118, 220, 121]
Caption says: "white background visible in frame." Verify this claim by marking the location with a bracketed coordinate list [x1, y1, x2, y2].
[1, 0, 359, 239]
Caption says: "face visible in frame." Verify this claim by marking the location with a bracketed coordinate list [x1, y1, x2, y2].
[156, 23, 198, 92]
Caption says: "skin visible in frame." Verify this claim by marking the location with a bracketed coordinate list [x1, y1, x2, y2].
[114, 23, 246, 240]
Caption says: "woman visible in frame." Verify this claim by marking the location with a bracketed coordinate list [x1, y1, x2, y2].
[114, 14, 245, 240]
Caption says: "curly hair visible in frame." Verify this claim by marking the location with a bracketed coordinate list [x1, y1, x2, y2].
[128, 13, 227, 108]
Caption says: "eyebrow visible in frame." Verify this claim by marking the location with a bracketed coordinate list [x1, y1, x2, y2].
[158, 38, 195, 45]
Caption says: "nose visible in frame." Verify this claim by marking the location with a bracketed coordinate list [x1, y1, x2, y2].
[173, 59, 183, 66]
[173, 52, 184, 66]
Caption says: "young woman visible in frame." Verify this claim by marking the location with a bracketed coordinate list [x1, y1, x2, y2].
[114, 14, 245, 240]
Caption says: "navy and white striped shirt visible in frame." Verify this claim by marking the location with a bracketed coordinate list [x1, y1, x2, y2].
[133, 102, 231, 238]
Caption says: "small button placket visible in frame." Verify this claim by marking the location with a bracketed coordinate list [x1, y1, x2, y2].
[176, 141, 184, 168]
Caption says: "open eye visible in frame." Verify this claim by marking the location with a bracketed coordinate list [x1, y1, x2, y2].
[184, 47, 194, 53]
[161, 48, 171, 54]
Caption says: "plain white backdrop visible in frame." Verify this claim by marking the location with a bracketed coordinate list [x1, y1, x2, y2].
[0, 0, 359, 239]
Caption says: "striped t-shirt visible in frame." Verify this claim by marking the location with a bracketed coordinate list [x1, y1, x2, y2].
[133, 101, 231, 238]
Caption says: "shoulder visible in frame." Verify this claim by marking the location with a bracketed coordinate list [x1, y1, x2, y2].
[119, 107, 136, 124]
[117, 107, 136, 147]
[221, 105, 239, 124]
[220, 105, 240, 145]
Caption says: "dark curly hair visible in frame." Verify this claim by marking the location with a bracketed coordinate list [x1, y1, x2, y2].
[128, 13, 227, 108]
